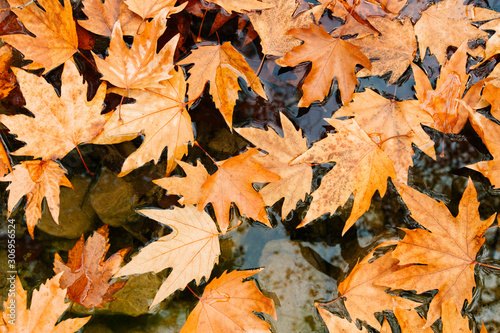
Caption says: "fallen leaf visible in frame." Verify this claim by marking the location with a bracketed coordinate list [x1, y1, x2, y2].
[0, 60, 107, 160]
[114, 205, 221, 308]
[441, 299, 471, 333]
[0, 137, 12, 177]
[206, 0, 274, 14]
[1, 0, 78, 73]
[335, 88, 435, 183]
[317, 306, 368, 332]
[479, 18, 500, 64]
[92, 68, 193, 176]
[0, 44, 15, 99]
[479, 78, 500, 120]
[54, 225, 130, 308]
[79, 0, 143, 36]
[414, 0, 499, 64]
[199, 148, 281, 233]
[248, 0, 325, 57]
[0, 274, 91, 332]
[180, 269, 277, 332]
[352, 17, 417, 84]
[236, 112, 313, 217]
[125, 0, 187, 20]
[291, 118, 396, 233]
[94, 10, 179, 91]
[0, 160, 73, 239]
[276, 24, 371, 106]
[377, 179, 496, 327]
[178, 42, 267, 128]
[391, 308, 433, 333]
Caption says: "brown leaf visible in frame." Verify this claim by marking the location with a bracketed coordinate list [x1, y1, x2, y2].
[1, 0, 78, 73]
[276, 24, 371, 106]
[441, 299, 471, 333]
[0, 44, 16, 99]
[125, 0, 186, 20]
[0, 60, 107, 160]
[0, 274, 91, 332]
[292, 118, 396, 233]
[178, 42, 267, 128]
[53, 225, 130, 308]
[180, 269, 277, 332]
[0, 160, 72, 239]
[317, 306, 368, 332]
[377, 180, 496, 327]
[0, 137, 12, 177]
[114, 205, 221, 308]
[199, 148, 280, 233]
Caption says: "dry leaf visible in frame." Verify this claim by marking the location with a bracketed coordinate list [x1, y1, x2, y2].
[92, 68, 193, 176]
[291, 118, 396, 233]
[0, 274, 91, 332]
[199, 148, 280, 233]
[276, 24, 371, 106]
[0, 44, 15, 99]
[0, 137, 12, 177]
[205, 0, 274, 14]
[441, 299, 471, 333]
[114, 205, 221, 308]
[94, 10, 179, 91]
[54, 225, 130, 308]
[317, 306, 368, 332]
[125, 0, 186, 19]
[335, 88, 435, 183]
[479, 19, 500, 63]
[377, 180, 496, 327]
[178, 42, 267, 128]
[236, 112, 313, 217]
[0, 60, 107, 160]
[180, 269, 277, 332]
[391, 308, 433, 333]
[1, 0, 78, 73]
[0, 160, 72, 239]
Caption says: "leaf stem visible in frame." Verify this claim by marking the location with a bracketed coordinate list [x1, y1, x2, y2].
[475, 261, 500, 270]
[75, 145, 94, 176]
[316, 295, 342, 307]
[194, 141, 217, 165]
[186, 285, 201, 300]
[248, 54, 266, 88]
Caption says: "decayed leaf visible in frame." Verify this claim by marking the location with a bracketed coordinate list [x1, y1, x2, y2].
[0, 137, 12, 177]
[441, 299, 471, 333]
[206, 0, 274, 14]
[292, 118, 396, 233]
[0, 274, 91, 332]
[335, 89, 435, 183]
[178, 42, 267, 128]
[199, 148, 280, 233]
[276, 24, 371, 106]
[317, 306, 368, 332]
[337, 248, 417, 329]
[414, 0, 499, 64]
[0, 44, 15, 99]
[412, 43, 470, 134]
[79, 0, 143, 36]
[236, 112, 313, 217]
[125, 0, 186, 20]
[1, 0, 78, 73]
[180, 269, 277, 332]
[0, 60, 107, 160]
[94, 10, 179, 91]
[92, 68, 193, 176]
[53, 225, 130, 308]
[0, 160, 73, 239]
[248, 0, 325, 57]
[466, 111, 500, 188]
[352, 17, 417, 84]
[377, 180, 496, 327]
[115, 205, 221, 308]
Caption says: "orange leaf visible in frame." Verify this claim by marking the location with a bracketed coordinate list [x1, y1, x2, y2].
[206, 0, 274, 14]
[441, 299, 471, 333]
[0, 136, 12, 177]
[180, 269, 277, 332]
[53, 225, 130, 308]
[0, 44, 16, 99]
[125, 0, 186, 19]
[79, 0, 142, 36]
[317, 306, 368, 332]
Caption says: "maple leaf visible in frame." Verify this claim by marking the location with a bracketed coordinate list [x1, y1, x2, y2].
[125, 0, 186, 20]
[479, 18, 500, 63]
[276, 24, 371, 106]
[479, 76, 500, 120]
[0, 274, 91, 332]
[414, 0, 499, 64]
[0, 160, 73, 239]
[441, 299, 472, 333]
[247, 0, 326, 57]
[199, 148, 280, 233]
[79, 0, 143, 36]
[94, 10, 179, 91]
[114, 205, 221, 308]
[0, 60, 107, 160]
[205, 0, 274, 14]
[335, 88, 435, 184]
[53, 225, 130, 308]
[0, 44, 15, 99]
[1, 0, 78, 73]
[385, 308, 434, 333]
[317, 306, 368, 332]
[376, 179, 496, 327]
[92, 68, 193, 176]
[291, 118, 396, 233]
[412, 42, 471, 134]
[335, 247, 418, 329]
[466, 110, 500, 188]
[178, 42, 267, 128]
[236, 112, 313, 217]
[351, 17, 417, 84]
[180, 269, 277, 332]
[0, 138, 12, 177]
